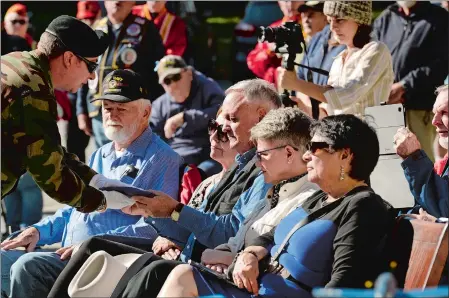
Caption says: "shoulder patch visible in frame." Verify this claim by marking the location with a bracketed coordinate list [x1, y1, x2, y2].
[134, 16, 146, 25]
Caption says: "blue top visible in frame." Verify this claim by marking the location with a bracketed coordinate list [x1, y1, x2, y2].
[297, 25, 346, 86]
[247, 187, 394, 298]
[402, 150, 448, 218]
[32, 127, 183, 247]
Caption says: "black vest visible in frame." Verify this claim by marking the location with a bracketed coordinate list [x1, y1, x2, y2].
[205, 155, 261, 215]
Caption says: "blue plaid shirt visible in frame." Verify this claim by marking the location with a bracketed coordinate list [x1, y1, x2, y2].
[32, 127, 182, 247]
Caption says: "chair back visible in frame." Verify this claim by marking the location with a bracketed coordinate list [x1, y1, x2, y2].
[387, 216, 448, 290]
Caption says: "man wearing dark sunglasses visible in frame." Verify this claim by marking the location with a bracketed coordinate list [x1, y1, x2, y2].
[151, 55, 225, 177]
[3, 3, 36, 49]
[2, 15, 113, 213]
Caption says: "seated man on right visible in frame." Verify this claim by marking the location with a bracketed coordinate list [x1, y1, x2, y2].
[151, 55, 224, 177]
[394, 84, 448, 218]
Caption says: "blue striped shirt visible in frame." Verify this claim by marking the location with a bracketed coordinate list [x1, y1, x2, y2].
[32, 127, 182, 247]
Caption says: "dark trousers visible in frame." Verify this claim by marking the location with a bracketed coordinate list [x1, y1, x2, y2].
[67, 95, 90, 162]
[48, 235, 157, 298]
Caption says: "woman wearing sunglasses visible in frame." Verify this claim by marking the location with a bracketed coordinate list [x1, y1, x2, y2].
[158, 114, 395, 298]
[279, 1, 394, 117]
[186, 112, 239, 208]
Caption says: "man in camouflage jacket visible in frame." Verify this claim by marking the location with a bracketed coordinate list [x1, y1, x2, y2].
[1, 16, 111, 212]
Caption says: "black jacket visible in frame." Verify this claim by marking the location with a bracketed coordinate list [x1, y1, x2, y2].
[1, 30, 31, 55]
[372, 2, 448, 110]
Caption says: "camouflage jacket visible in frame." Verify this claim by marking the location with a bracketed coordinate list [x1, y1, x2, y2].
[1, 50, 104, 212]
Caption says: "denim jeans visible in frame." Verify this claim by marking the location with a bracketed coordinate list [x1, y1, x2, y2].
[3, 173, 43, 233]
[1, 249, 68, 298]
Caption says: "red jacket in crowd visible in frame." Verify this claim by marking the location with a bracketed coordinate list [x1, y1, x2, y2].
[132, 5, 187, 57]
[247, 15, 301, 85]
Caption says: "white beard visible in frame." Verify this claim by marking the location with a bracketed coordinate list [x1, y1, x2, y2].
[104, 120, 138, 143]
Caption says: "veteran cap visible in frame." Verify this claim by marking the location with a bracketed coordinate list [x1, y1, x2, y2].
[45, 15, 109, 57]
[154, 55, 188, 84]
[91, 69, 149, 103]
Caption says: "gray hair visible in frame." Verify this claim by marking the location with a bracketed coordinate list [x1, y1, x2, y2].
[250, 107, 313, 152]
[136, 98, 151, 110]
[37, 32, 66, 59]
[226, 79, 281, 109]
[435, 84, 448, 95]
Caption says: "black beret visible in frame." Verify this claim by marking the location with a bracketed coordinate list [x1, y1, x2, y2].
[91, 69, 149, 103]
[45, 15, 109, 57]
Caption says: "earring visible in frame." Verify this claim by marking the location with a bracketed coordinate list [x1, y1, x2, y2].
[339, 166, 345, 181]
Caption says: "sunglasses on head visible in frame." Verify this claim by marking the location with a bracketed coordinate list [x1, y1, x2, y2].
[208, 119, 228, 142]
[163, 73, 182, 86]
[306, 141, 335, 154]
[11, 19, 27, 25]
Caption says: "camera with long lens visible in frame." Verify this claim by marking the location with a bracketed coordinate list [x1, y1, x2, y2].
[258, 21, 305, 56]
[258, 21, 323, 118]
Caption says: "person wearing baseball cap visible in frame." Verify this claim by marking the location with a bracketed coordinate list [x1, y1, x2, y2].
[76, 1, 101, 26]
[3, 3, 36, 48]
[152, 55, 224, 177]
[1, 69, 183, 298]
[2, 15, 113, 214]
[298, 1, 327, 43]
[279, 1, 394, 117]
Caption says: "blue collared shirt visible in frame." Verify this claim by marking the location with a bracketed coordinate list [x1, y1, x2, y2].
[33, 127, 182, 247]
[175, 149, 271, 261]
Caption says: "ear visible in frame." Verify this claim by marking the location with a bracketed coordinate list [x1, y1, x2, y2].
[62, 52, 74, 69]
[143, 105, 151, 119]
[257, 107, 267, 122]
[340, 148, 353, 165]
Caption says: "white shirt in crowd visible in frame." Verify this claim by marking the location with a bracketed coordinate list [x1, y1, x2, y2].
[323, 41, 394, 116]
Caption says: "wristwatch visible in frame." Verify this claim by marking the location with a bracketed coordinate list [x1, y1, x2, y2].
[170, 203, 184, 222]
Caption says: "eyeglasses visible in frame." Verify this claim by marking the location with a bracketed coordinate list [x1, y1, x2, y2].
[162, 73, 182, 86]
[11, 19, 27, 25]
[306, 141, 335, 154]
[208, 119, 228, 142]
[256, 145, 298, 161]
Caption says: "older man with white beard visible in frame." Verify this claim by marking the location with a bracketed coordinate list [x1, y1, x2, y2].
[1, 69, 182, 298]
[394, 84, 448, 218]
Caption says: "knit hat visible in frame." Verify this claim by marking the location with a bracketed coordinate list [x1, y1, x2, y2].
[323, 1, 372, 26]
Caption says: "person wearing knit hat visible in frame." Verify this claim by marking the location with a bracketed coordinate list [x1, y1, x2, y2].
[278, 0, 394, 117]
[3, 3, 36, 48]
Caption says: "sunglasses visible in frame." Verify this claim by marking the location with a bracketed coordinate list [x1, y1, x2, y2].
[75, 54, 98, 73]
[256, 145, 298, 162]
[208, 119, 228, 142]
[306, 141, 335, 154]
[11, 19, 27, 25]
[163, 73, 182, 86]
